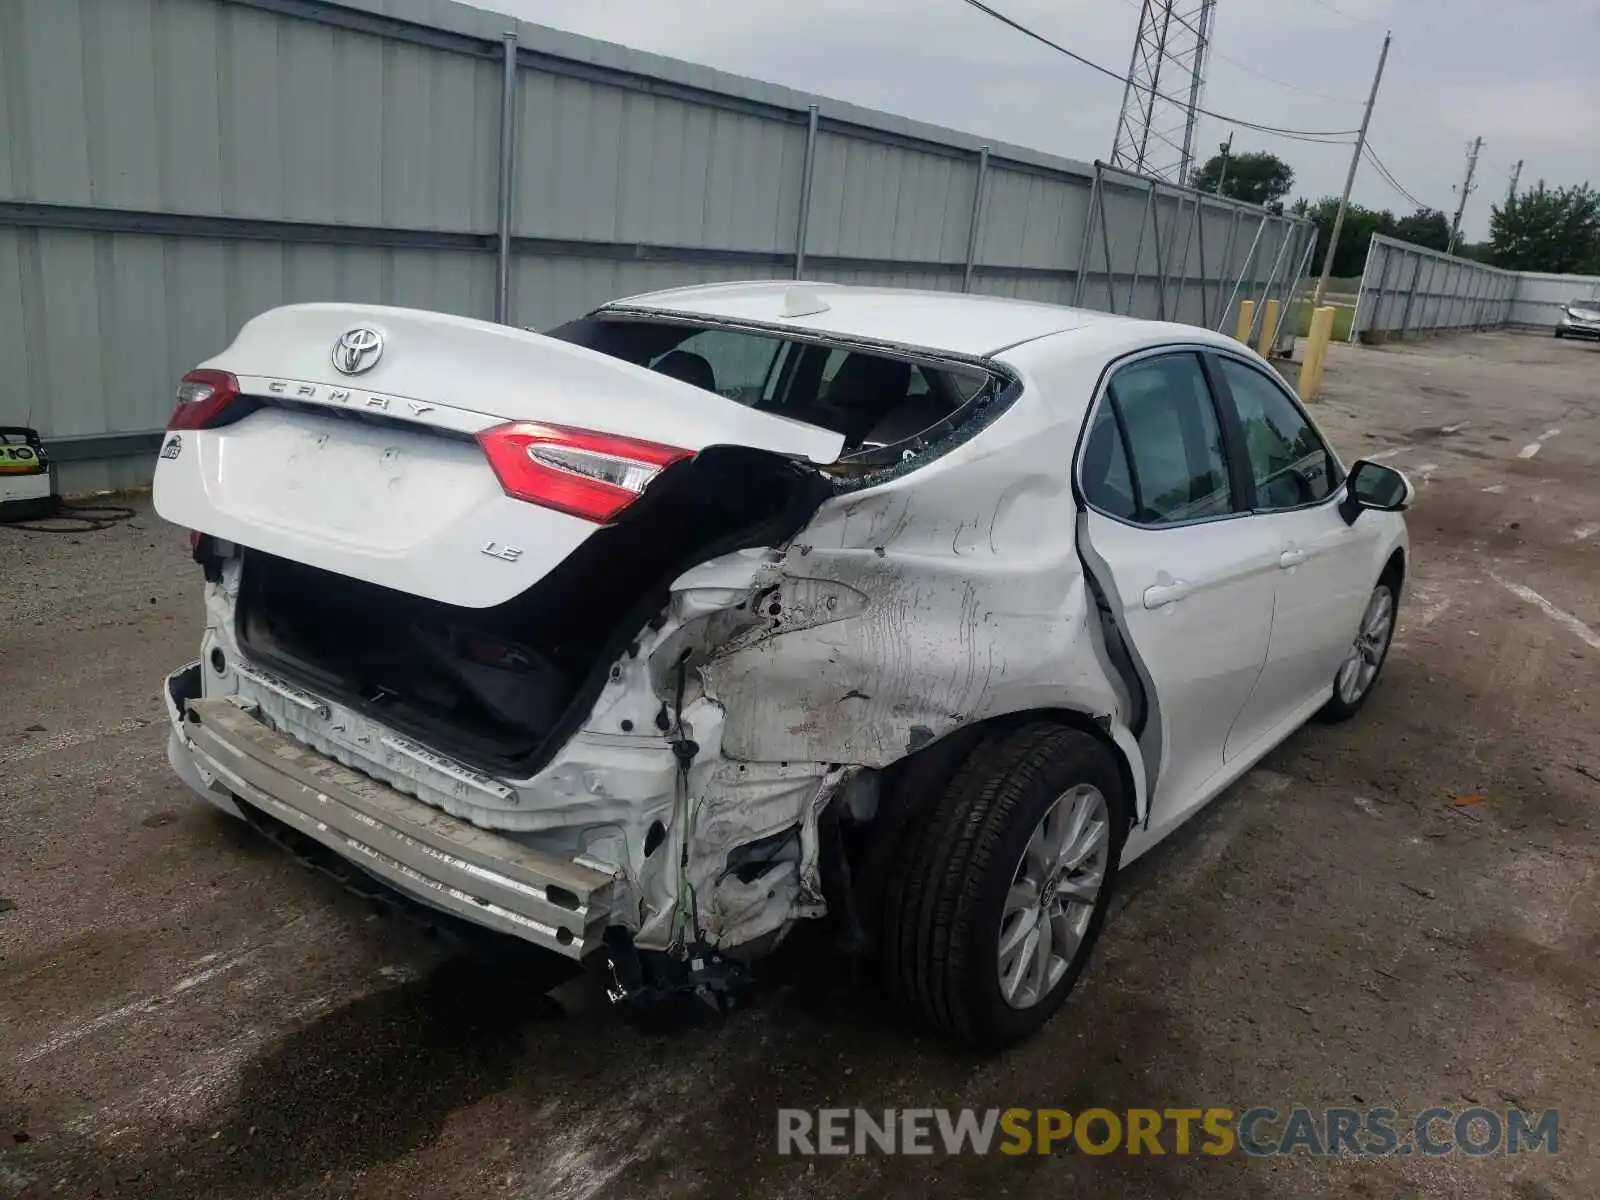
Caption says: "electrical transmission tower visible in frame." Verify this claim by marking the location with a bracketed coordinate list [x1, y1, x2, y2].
[1109, 0, 1218, 183]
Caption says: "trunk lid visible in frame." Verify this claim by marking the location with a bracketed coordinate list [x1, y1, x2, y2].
[153, 304, 843, 609]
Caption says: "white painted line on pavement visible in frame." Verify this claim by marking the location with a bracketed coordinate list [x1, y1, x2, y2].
[17, 954, 254, 1065]
[1519, 429, 1563, 459]
[1494, 576, 1600, 653]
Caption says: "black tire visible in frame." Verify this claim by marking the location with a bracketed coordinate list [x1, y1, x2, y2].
[881, 722, 1127, 1049]
[1554, 328, 1565, 339]
[1316, 577, 1400, 723]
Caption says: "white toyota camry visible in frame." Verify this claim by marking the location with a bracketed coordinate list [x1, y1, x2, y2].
[155, 282, 1411, 1047]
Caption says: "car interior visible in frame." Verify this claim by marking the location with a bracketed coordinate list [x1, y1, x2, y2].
[548, 315, 994, 462]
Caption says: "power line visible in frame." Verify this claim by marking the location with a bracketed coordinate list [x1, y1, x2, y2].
[1362, 143, 1430, 211]
[1109, 0, 1364, 106]
[1304, 0, 1379, 26]
[1208, 49, 1364, 107]
[956, 0, 1361, 143]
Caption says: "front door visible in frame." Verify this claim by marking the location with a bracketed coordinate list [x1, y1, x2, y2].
[1078, 350, 1279, 831]
[1208, 354, 1375, 757]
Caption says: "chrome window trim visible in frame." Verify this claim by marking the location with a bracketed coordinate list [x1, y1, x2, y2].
[1073, 343, 1253, 532]
[1207, 349, 1350, 518]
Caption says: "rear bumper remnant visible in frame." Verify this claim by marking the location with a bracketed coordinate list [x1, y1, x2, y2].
[165, 672, 618, 959]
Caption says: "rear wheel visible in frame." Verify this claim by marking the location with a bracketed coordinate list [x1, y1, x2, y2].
[882, 723, 1127, 1048]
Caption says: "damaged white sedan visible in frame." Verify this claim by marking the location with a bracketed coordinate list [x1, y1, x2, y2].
[156, 282, 1411, 1046]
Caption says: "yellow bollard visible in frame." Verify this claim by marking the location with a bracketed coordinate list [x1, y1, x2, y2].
[1297, 306, 1337, 401]
[1235, 299, 1256, 343]
[1256, 299, 1280, 357]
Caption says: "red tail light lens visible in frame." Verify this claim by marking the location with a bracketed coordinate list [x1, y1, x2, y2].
[477, 422, 694, 523]
[167, 369, 240, 430]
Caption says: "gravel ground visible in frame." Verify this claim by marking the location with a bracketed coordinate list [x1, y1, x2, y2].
[2, 331, 1597, 1198]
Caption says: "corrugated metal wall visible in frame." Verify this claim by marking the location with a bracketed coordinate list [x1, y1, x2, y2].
[0, 0, 1313, 494]
[1507, 270, 1600, 330]
[1347, 234, 1596, 342]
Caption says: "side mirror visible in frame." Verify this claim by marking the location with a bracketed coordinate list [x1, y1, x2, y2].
[1339, 459, 1414, 526]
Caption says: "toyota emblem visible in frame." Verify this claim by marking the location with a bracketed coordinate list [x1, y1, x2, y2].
[331, 327, 384, 375]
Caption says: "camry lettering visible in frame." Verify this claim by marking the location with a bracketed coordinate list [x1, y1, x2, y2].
[255, 380, 446, 424]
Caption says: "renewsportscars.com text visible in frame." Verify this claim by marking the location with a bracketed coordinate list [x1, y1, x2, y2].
[777, 1106, 1559, 1157]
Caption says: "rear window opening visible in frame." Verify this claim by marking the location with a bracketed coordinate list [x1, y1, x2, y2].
[548, 315, 1001, 469]
[235, 446, 831, 774]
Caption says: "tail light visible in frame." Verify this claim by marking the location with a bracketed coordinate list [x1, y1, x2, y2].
[477, 422, 693, 523]
[168, 369, 240, 430]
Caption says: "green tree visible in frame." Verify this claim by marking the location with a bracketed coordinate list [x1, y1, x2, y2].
[1191, 150, 1295, 209]
[1391, 207, 1451, 252]
[1302, 197, 1396, 278]
[1487, 182, 1600, 274]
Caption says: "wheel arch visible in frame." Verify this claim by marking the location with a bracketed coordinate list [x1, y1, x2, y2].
[845, 705, 1146, 931]
[895, 707, 1144, 828]
[1380, 544, 1406, 593]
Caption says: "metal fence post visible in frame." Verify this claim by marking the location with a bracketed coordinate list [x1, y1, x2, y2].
[1216, 213, 1266, 333]
[1211, 209, 1241, 327]
[1126, 184, 1155, 317]
[1367, 239, 1393, 337]
[1248, 220, 1296, 346]
[1071, 164, 1103, 307]
[1398, 252, 1424, 336]
[963, 146, 990, 293]
[793, 105, 819, 280]
[1433, 259, 1446, 334]
[1350, 234, 1378, 341]
[1098, 178, 1119, 314]
[1273, 224, 1317, 352]
[1152, 192, 1179, 320]
[1170, 194, 1199, 322]
[1193, 203, 1211, 326]
[494, 31, 519, 325]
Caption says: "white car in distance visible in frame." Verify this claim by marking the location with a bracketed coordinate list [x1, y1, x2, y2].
[155, 283, 1412, 1047]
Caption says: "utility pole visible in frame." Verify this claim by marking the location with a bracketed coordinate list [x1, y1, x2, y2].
[1215, 132, 1233, 195]
[1506, 158, 1523, 204]
[1312, 29, 1391, 309]
[1448, 136, 1483, 255]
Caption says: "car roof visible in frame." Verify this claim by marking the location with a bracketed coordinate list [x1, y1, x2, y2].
[601, 279, 1146, 359]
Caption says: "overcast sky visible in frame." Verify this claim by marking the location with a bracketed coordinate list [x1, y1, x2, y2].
[482, 0, 1597, 241]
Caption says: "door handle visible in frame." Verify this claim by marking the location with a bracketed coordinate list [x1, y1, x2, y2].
[1278, 548, 1306, 569]
[1142, 574, 1190, 610]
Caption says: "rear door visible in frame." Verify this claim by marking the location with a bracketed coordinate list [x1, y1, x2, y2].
[1208, 353, 1374, 754]
[1077, 350, 1279, 829]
